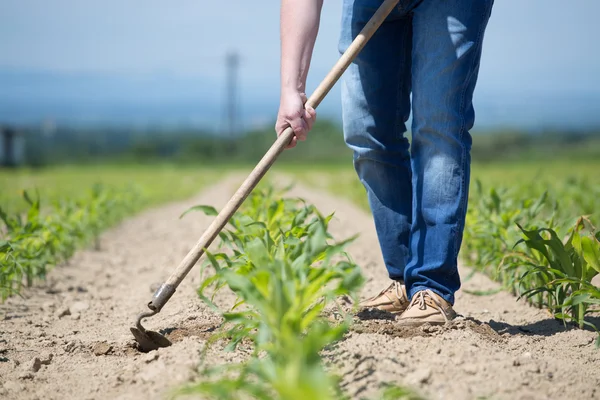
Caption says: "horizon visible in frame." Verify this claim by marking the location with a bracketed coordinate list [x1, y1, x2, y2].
[1, 0, 599, 131]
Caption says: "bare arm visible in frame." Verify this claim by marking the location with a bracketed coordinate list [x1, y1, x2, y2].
[276, 0, 323, 148]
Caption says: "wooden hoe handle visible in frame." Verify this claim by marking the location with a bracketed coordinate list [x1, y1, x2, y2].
[148, 0, 401, 312]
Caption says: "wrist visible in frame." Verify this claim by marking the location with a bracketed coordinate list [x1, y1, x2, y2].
[281, 79, 305, 95]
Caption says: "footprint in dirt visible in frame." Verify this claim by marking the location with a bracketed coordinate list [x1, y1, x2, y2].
[351, 311, 502, 342]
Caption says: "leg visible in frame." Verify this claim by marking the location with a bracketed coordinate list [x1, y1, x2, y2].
[340, 0, 413, 281]
[404, 0, 494, 304]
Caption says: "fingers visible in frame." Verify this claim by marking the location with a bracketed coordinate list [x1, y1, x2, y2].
[286, 135, 298, 149]
[274, 121, 298, 149]
[275, 92, 317, 150]
[304, 106, 317, 132]
[290, 114, 309, 142]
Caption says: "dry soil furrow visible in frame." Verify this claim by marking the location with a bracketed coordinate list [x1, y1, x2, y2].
[0, 175, 598, 400]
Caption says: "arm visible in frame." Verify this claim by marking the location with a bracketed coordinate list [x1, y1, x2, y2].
[275, 0, 323, 148]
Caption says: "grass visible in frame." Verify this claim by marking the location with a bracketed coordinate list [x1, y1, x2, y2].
[283, 159, 600, 213]
[0, 164, 225, 214]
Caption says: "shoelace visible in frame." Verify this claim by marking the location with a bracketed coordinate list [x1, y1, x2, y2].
[409, 289, 451, 322]
[384, 281, 405, 302]
[391, 281, 404, 301]
[368, 281, 405, 302]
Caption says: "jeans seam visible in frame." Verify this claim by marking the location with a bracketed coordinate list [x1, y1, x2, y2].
[454, 6, 488, 258]
[394, 23, 408, 140]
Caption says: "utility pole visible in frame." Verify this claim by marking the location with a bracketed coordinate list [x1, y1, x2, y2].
[225, 51, 240, 140]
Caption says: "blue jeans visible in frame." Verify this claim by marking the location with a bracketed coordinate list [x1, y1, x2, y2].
[340, 0, 494, 304]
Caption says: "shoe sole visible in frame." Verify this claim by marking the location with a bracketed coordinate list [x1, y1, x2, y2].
[396, 318, 453, 326]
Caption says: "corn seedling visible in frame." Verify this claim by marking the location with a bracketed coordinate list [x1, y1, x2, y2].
[177, 187, 367, 399]
[505, 217, 600, 345]
[0, 185, 141, 300]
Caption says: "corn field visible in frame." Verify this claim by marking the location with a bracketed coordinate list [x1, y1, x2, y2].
[0, 185, 141, 300]
[462, 178, 600, 344]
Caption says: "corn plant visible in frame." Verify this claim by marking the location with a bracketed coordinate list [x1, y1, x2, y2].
[0, 185, 141, 300]
[463, 180, 556, 293]
[504, 217, 600, 344]
[176, 187, 366, 400]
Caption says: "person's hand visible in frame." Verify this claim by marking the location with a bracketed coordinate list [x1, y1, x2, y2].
[275, 90, 317, 149]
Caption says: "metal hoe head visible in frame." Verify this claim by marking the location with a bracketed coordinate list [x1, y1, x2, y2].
[130, 309, 172, 352]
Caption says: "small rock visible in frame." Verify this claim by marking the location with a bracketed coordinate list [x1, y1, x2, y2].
[64, 341, 77, 353]
[41, 301, 56, 312]
[40, 353, 53, 365]
[421, 324, 436, 334]
[406, 367, 432, 385]
[463, 364, 478, 375]
[71, 313, 81, 321]
[25, 357, 42, 372]
[69, 301, 89, 314]
[143, 352, 159, 363]
[18, 372, 34, 380]
[56, 307, 71, 319]
[68, 285, 87, 293]
[92, 342, 113, 356]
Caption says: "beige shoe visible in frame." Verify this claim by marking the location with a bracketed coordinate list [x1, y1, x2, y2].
[359, 281, 408, 314]
[397, 289, 456, 325]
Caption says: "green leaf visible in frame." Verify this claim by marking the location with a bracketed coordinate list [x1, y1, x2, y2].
[179, 205, 218, 219]
[581, 236, 600, 273]
[463, 288, 502, 296]
[0, 240, 12, 252]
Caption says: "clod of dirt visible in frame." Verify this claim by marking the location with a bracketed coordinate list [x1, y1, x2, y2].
[164, 322, 220, 343]
[143, 352, 159, 363]
[26, 357, 42, 372]
[405, 367, 432, 386]
[56, 307, 71, 319]
[463, 364, 478, 375]
[63, 341, 77, 353]
[41, 301, 56, 313]
[69, 302, 89, 314]
[40, 353, 53, 366]
[68, 285, 88, 293]
[92, 342, 113, 356]
[18, 372, 34, 380]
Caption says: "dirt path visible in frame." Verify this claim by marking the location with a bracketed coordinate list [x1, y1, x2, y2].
[1, 175, 599, 400]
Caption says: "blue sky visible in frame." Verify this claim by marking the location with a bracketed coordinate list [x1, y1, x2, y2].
[1, 0, 599, 129]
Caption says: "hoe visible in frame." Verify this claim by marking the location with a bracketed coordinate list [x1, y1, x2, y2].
[131, 0, 400, 352]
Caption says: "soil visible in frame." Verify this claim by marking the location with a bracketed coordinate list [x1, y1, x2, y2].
[1, 174, 599, 400]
